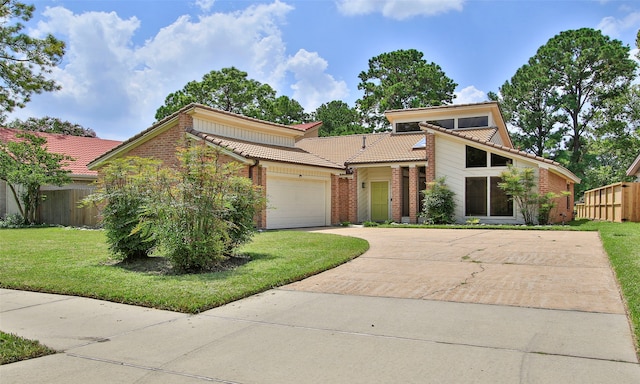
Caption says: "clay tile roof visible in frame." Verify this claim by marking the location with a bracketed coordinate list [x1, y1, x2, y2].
[297, 132, 427, 165]
[454, 127, 498, 142]
[188, 129, 344, 170]
[0, 128, 122, 177]
[291, 121, 322, 131]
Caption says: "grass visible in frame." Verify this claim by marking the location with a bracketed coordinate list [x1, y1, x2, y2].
[0, 227, 369, 313]
[0, 332, 56, 365]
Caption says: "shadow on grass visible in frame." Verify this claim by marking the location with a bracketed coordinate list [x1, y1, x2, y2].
[110, 253, 267, 276]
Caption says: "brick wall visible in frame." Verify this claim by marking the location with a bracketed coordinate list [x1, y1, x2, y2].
[425, 132, 436, 183]
[331, 174, 340, 225]
[128, 114, 193, 167]
[547, 170, 574, 223]
[392, 167, 402, 222]
[409, 166, 418, 223]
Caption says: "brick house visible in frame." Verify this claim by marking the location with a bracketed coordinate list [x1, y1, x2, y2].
[89, 102, 579, 229]
[0, 128, 122, 226]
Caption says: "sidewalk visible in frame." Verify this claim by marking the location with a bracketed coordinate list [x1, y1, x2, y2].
[1, 228, 639, 383]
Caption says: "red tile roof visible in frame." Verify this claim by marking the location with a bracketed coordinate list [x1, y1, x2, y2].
[290, 121, 322, 131]
[0, 128, 122, 177]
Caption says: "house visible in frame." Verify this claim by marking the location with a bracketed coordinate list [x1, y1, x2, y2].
[88, 102, 579, 229]
[0, 128, 122, 226]
[627, 153, 640, 181]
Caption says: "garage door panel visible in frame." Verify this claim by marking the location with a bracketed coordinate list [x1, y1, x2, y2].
[267, 177, 327, 229]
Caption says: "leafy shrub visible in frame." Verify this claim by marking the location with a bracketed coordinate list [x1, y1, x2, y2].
[0, 213, 25, 228]
[420, 177, 456, 224]
[82, 157, 161, 260]
[362, 221, 379, 227]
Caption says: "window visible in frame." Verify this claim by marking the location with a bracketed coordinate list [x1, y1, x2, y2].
[465, 177, 487, 216]
[426, 119, 454, 129]
[458, 116, 488, 129]
[490, 177, 513, 216]
[396, 122, 420, 132]
[466, 146, 487, 168]
[465, 177, 514, 217]
[491, 153, 512, 167]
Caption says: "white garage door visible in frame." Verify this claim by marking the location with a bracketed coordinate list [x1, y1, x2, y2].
[266, 177, 328, 229]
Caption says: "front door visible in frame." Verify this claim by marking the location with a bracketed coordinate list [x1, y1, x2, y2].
[371, 181, 389, 222]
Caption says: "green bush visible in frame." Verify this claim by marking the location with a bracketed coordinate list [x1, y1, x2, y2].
[82, 157, 161, 260]
[420, 177, 456, 224]
[0, 213, 25, 228]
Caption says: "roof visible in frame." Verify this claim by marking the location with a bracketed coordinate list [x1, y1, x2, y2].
[0, 128, 122, 177]
[188, 129, 344, 170]
[627, 153, 640, 177]
[420, 122, 580, 182]
[291, 121, 322, 132]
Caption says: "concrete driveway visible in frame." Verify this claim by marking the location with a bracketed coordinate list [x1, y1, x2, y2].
[1, 228, 639, 383]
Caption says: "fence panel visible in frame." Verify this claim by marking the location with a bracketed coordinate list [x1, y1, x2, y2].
[576, 182, 640, 223]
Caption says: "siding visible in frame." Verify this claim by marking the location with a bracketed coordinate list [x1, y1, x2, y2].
[194, 117, 295, 147]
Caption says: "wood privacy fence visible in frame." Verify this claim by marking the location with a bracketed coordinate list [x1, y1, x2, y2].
[575, 182, 640, 223]
[37, 187, 100, 227]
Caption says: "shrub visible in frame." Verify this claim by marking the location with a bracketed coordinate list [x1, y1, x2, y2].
[82, 157, 161, 260]
[0, 213, 25, 228]
[420, 177, 456, 224]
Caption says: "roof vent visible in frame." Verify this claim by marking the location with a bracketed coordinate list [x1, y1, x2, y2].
[362, 136, 366, 149]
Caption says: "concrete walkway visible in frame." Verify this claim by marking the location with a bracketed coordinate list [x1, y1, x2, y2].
[1, 228, 639, 383]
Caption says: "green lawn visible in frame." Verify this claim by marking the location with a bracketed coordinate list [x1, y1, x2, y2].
[0, 228, 369, 313]
[0, 332, 56, 365]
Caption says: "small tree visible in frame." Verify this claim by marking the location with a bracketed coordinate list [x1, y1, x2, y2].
[420, 177, 456, 224]
[82, 157, 162, 260]
[0, 132, 72, 224]
[498, 165, 564, 225]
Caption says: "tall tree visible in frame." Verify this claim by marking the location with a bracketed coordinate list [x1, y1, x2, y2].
[0, 1, 65, 117]
[531, 28, 636, 175]
[0, 132, 72, 224]
[155, 67, 308, 125]
[8, 116, 96, 137]
[357, 49, 457, 131]
[313, 100, 368, 136]
[490, 62, 565, 157]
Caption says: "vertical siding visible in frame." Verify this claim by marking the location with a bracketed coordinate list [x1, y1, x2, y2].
[194, 118, 295, 147]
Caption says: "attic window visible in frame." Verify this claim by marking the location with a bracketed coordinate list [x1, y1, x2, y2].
[426, 119, 454, 129]
[396, 122, 420, 132]
[413, 137, 426, 149]
[458, 116, 488, 129]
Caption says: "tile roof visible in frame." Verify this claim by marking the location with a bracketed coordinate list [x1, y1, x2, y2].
[296, 132, 427, 165]
[188, 129, 344, 170]
[290, 121, 322, 131]
[453, 127, 498, 143]
[0, 128, 122, 177]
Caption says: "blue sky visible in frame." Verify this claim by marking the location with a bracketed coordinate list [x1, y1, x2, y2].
[9, 0, 640, 140]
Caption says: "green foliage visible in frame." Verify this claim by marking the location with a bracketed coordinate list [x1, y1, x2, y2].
[362, 221, 379, 227]
[420, 177, 456, 224]
[83, 157, 162, 260]
[155, 67, 309, 124]
[357, 49, 457, 131]
[8, 116, 96, 137]
[0, 132, 72, 224]
[0, 213, 24, 228]
[312, 100, 369, 136]
[140, 143, 266, 272]
[0, 1, 65, 116]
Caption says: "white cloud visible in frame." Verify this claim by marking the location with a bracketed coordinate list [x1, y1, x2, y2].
[194, 0, 215, 12]
[286, 49, 349, 111]
[453, 86, 486, 105]
[11, 1, 345, 140]
[336, 0, 464, 20]
[597, 11, 640, 37]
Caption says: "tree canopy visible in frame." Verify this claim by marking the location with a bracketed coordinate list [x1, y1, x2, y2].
[356, 49, 457, 131]
[0, 1, 65, 117]
[155, 67, 309, 125]
[494, 28, 637, 193]
[8, 116, 96, 137]
[0, 132, 72, 224]
[312, 100, 368, 137]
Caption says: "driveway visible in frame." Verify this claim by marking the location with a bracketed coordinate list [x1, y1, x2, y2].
[1, 228, 639, 383]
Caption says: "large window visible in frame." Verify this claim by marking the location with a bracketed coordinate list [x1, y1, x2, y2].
[490, 177, 513, 216]
[491, 153, 512, 167]
[458, 116, 488, 129]
[465, 177, 514, 217]
[465, 177, 487, 216]
[466, 146, 487, 168]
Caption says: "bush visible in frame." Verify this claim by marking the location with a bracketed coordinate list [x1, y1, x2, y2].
[82, 157, 161, 261]
[0, 213, 25, 228]
[420, 177, 456, 224]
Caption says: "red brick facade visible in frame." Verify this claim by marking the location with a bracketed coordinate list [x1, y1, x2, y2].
[391, 167, 402, 222]
[539, 168, 574, 223]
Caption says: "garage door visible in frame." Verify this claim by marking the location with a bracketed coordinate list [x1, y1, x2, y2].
[266, 177, 328, 229]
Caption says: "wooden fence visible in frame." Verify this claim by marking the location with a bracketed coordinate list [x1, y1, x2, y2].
[37, 187, 100, 227]
[575, 182, 640, 223]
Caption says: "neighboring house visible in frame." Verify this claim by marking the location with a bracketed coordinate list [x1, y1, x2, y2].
[0, 128, 122, 226]
[88, 102, 579, 229]
[627, 153, 640, 181]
